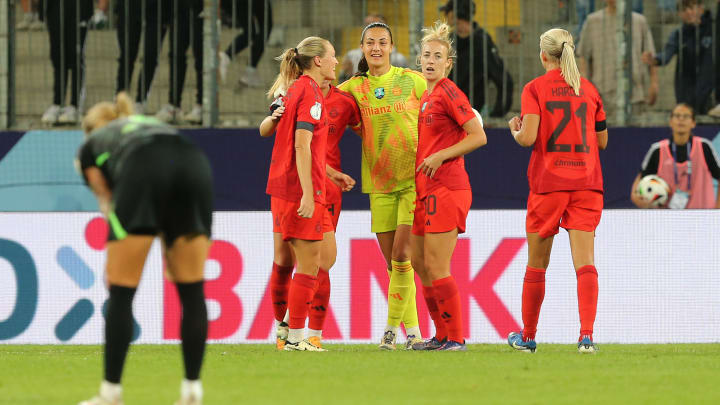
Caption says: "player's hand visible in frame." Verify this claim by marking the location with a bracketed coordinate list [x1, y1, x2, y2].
[647, 82, 658, 106]
[508, 116, 522, 134]
[270, 106, 285, 121]
[297, 193, 315, 218]
[330, 171, 356, 192]
[417, 152, 445, 178]
[641, 51, 656, 66]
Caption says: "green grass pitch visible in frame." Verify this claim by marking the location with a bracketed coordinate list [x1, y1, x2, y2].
[1, 344, 718, 404]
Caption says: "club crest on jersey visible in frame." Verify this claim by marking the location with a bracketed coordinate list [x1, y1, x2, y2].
[310, 102, 322, 120]
[374, 87, 385, 99]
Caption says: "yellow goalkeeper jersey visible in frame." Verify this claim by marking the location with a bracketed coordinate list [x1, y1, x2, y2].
[339, 66, 426, 194]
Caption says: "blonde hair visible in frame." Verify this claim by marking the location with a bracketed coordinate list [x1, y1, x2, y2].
[540, 28, 581, 96]
[267, 36, 330, 98]
[82, 92, 134, 136]
[419, 21, 456, 77]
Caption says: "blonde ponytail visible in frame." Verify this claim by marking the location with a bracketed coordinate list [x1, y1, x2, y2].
[267, 36, 330, 98]
[540, 28, 581, 96]
[82, 91, 135, 135]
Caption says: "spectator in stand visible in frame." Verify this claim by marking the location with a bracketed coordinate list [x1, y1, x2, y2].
[642, 0, 714, 114]
[578, 0, 658, 123]
[218, 0, 274, 88]
[16, 0, 44, 30]
[575, 0, 645, 40]
[89, 0, 109, 29]
[114, 0, 204, 124]
[439, 0, 513, 117]
[631, 103, 720, 209]
[40, 0, 93, 125]
[337, 14, 408, 83]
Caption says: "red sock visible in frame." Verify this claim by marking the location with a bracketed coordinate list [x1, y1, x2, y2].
[422, 285, 447, 341]
[576, 265, 598, 338]
[521, 266, 546, 341]
[308, 269, 330, 331]
[269, 263, 293, 322]
[287, 273, 316, 330]
[432, 276, 463, 343]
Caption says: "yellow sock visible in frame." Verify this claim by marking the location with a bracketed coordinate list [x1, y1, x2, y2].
[386, 260, 413, 328]
[401, 275, 420, 337]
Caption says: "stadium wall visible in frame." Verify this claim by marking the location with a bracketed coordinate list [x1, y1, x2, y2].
[0, 127, 718, 211]
[1, 211, 719, 344]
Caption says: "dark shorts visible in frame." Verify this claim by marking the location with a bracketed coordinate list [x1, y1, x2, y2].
[110, 136, 213, 247]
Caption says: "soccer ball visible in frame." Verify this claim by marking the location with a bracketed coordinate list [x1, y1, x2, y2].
[636, 175, 670, 208]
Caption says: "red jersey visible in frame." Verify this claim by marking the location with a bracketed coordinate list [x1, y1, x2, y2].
[266, 75, 328, 203]
[521, 69, 606, 193]
[416, 78, 475, 198]
[325, 85, 361, 172]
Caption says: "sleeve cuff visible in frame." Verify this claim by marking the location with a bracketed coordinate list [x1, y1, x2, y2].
[595, 120, 607, 132]
[296, 121, 315, 132]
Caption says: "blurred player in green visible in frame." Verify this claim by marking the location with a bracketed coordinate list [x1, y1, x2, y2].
[339, 22, 426, 350]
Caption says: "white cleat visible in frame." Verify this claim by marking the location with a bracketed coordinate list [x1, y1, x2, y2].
[41, 104, 61, 125]
[58, 105, 79, 124]
[175, 379, 202, 405]
[283, 338, 326, 352]
[155, 104, 181, 124]
[184, 104, 202, 124]
[79, 382, 123, 405]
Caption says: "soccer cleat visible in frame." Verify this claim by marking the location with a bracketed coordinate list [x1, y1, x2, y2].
[174, 395, 201, 405]
[577, 335, 598, 354]
[79, 382, 123, 405]
[507, 332, 537, 353]
[411, 336, 445, 351]
[378, 330, 397, 351]
[283, 338, 326, 352]
[404, 334, 423, 350]
[307, 336, 323, 350]
[275, 321, 289, 350]
[436, 340, 467, 351]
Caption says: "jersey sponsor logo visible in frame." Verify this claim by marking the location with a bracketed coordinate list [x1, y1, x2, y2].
[360, 105, 392, 117]
[374, 87, 385, 99]
[310, 102, 322, 120]
[554, 158, 587, 169]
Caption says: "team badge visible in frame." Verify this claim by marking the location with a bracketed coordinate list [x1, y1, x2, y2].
[374, 87, 385, 99]
[310, 102, 322, 120]
[421, 102, 428, 112]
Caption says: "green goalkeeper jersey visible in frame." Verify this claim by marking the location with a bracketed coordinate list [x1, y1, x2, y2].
[339, 66, 427, 194]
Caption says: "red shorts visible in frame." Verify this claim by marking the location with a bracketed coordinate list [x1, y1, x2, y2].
[325, 181, 342, 232]
[271, 197, 330, 241]
[526, 190, 603, 238]
[412, 187, 472, 236]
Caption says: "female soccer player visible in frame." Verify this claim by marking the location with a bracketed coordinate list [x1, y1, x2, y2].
[265, 36, 338, 351]
[260, 79, 359, 349]
[338, 22, 426, 350]
[506, 28, 608, 354]
[410, 22, 487, 351]
[77, 93, 213, 405]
